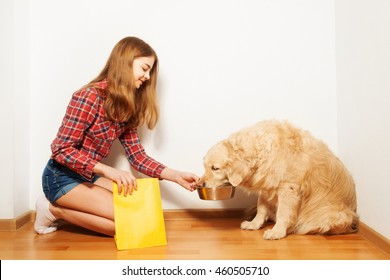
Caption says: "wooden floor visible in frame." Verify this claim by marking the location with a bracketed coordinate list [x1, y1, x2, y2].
[0, 217, 389, 260]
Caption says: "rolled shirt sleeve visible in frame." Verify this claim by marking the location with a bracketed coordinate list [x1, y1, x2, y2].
[119, 128, 166, 178]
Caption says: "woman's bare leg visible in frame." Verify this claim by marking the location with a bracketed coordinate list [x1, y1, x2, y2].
[50, 205, 115, 236]
[93, 176, 114, 191]
[49, 178, 116, 236]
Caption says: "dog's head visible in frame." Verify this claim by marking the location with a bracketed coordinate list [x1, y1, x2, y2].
[198, 140, 250, 188]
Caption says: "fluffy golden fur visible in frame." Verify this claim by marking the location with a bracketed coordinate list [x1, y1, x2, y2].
[199, 119, 358, 240]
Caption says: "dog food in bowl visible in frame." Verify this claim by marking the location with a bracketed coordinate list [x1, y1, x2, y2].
[197, 185, 235, 200]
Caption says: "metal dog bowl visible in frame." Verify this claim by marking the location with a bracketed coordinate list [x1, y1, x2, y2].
[197, 185, 236, 200]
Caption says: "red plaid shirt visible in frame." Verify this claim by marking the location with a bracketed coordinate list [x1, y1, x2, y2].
[51, 80, 166, 180]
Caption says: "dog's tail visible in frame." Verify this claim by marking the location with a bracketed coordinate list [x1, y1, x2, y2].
[349, 213, 359, 233]
[326, 211, 359, 235]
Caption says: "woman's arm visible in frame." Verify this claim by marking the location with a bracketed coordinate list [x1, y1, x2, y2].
[160, 167, 199, 191]
[118, 127, 166, 178]
[93, 162, 137, 196]
[119, 128, 199, 191]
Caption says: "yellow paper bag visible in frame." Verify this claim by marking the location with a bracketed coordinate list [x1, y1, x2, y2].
[113, 178, 167, 250]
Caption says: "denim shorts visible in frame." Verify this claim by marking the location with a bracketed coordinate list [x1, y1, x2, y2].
[42, 159, 100, 204]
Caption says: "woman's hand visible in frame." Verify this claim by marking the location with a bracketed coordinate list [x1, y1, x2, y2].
[160, 167, 199, 191]
[93, 162, 137, 196]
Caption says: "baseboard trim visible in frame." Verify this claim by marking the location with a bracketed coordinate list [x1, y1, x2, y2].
[163, 208, 246, 220]
[2, 209, 390, 257]
[0, 209, 245, 231]
[358, 221, 390, 257]
[0, 211, 35, 231]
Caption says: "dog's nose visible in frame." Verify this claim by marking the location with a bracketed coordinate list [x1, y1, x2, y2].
[197, 179, 206, 187]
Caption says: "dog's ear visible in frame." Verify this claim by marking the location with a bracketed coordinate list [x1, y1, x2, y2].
[227, 159, 249, 187]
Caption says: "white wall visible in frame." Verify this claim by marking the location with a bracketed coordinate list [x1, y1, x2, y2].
[27, 0, 337, 211]
[8, 0, 381, 232]
[336, 0, 390, 239]
[0, 0, 16, 219]
[0, 0, 30, 219]
[3, 0, 388, 241]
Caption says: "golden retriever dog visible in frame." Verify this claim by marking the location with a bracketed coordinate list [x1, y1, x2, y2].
[199, 119, 358, 240]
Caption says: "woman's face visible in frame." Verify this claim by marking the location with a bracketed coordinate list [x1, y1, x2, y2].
[133, 56, 155, 89]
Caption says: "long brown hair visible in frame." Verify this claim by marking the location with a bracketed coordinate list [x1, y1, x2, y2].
[89, 36, 159, 129]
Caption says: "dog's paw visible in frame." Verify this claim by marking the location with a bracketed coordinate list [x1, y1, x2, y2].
[263, 228, 287, 240]
[240, 220, 262, 230]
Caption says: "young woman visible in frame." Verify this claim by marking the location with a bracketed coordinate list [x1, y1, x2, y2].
[34, 36, 199, 236]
